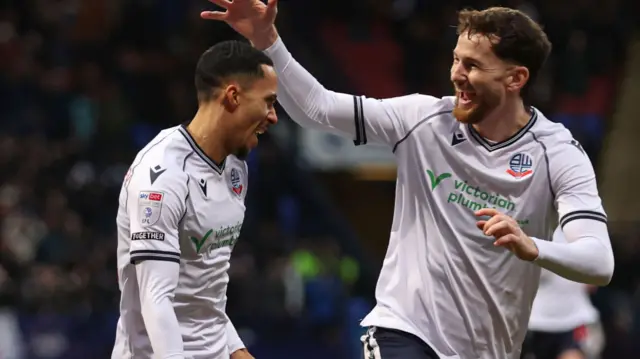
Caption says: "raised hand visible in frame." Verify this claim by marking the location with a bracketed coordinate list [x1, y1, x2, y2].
[475, 208, 539, 261]
[201, 0, 279, 50]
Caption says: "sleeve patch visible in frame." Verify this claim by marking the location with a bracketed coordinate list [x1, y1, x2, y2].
[138, 191, 164, 227]
[131, 232, 165, 241]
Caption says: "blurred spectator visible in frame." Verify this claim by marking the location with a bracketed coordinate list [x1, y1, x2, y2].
[0, 1, 635, 358]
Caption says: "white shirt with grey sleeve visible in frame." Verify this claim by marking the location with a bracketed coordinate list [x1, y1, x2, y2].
[111, 125, 247, 359]
[264, 37, 614, 359]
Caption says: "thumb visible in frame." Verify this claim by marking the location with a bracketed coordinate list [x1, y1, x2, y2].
[266, 0, 278, 17]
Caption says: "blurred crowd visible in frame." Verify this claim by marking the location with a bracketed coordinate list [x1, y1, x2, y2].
[0, 0, 637, 358]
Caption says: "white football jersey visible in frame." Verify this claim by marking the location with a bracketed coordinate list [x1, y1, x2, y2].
[111, 125, 248, 359]
[265, 37, 607, 359]
[528, 227, 600, 332]
[352, 95, 600, 359]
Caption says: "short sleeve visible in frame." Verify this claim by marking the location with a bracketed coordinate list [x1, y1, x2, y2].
[353, 94, 443, 147]
[126, 166, 189, 264]
[549, 139, 607, 228]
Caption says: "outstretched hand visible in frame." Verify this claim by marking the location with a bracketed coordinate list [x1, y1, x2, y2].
[475, 208, 539, 261]
[201, 0, 279, 50]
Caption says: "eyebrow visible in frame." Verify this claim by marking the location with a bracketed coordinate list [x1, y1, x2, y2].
[265, 93, 277, 101]
[453, 51, 484, 66]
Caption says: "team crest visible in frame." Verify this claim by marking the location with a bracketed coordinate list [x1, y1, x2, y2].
[230, 168, 243, 196]
[138, 191, 164, 227]
[506, 153, 533, 178]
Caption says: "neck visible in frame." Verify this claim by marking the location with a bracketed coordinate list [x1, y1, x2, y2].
[472, 98, 531, 142]
[187, 104, 229, 164]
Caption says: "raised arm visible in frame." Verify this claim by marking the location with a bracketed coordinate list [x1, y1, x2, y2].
[262, 37, 440, 147]
[201, 0, 440, 148]
[127, 168, 189, 358]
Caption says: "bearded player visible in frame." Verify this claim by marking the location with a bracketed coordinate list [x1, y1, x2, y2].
[111, 40, 277, 359]
[202, 1, 614, 358]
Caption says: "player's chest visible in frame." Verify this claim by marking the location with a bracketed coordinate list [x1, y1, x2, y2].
[411, 126, 552, 222]
[180, 168, 247, 258]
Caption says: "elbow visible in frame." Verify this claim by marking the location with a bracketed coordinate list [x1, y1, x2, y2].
[590, 251, 615, 286]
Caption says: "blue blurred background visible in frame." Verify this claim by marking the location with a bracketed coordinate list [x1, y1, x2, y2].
[0, 0, 638, 358]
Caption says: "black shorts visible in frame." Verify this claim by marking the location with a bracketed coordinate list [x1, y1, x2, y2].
[361, 326, 440, 359]
[521, 325, 587, 359]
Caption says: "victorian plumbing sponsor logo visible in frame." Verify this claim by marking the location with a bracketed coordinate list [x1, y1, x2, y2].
[426, 169, 514, 209]
[426, 169, 530, 226]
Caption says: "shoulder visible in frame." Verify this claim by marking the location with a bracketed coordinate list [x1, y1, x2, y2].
[529, 109, 588, 160]
[127, 127, 192, 197]
[529, 111, 596, 189]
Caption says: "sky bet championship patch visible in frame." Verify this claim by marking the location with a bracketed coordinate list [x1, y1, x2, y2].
[138, 191, 164, 227]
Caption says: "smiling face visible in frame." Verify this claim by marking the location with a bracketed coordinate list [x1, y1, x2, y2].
[223, 65, 278, 160]
[451, 32, 515, 124]
[451, 7, 552, 124]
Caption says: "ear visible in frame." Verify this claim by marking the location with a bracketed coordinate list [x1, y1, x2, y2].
[506, 66, 530, 93]
[221, 84, 240, 112]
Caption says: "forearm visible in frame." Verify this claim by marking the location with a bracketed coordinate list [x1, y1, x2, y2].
[136, 261, 184, 358]
[226, 317, 245, 353]
[263, 35, 359, 135]
[532, 220, 614, 285]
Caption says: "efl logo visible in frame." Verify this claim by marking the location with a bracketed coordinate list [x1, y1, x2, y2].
[148, 193, 163, 201]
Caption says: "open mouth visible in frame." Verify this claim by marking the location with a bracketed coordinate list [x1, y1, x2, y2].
[457, 90, 475, 105]
[254, 125, 269, 136]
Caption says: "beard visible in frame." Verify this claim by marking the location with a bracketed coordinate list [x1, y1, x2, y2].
[452, 89, 501, 124]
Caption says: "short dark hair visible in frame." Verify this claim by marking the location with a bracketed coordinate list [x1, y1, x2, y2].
[456, 7, 552, 101]
[194, 40, 274, 103]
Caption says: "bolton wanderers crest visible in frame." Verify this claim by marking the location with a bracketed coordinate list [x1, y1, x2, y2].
[506, 153, 533, 179]
[230, 168, 243, 196]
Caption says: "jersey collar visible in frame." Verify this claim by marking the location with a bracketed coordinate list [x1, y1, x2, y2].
[467, 108, 538, 152]
[178, 125, 226, 174]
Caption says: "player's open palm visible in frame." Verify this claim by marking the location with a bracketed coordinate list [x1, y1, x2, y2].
[475, 208, 539, 261]
[201, 0, 278, 48]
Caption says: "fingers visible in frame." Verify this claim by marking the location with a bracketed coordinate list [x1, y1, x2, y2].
[475, 208, 500, 217]
[481, 214, 503, 233]
[208, 0, 232, 8]
[485, 220, 514, 237]
[201, 10, 227, 20]
[493, 234, 517, 247]
[475, 220, 487, 230]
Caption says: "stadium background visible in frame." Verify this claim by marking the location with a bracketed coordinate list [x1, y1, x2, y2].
[0, 0, 638, 358]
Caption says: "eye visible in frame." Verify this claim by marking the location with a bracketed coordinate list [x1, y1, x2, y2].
[265, 95, 277, 108]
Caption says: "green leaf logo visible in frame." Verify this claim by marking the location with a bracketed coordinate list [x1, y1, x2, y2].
[427, 170, 451, 190]
[190, 229, 213, 253]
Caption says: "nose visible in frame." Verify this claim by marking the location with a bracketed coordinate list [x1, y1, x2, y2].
[450, 62, 466, 84]
[267, 109, 278, 125]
